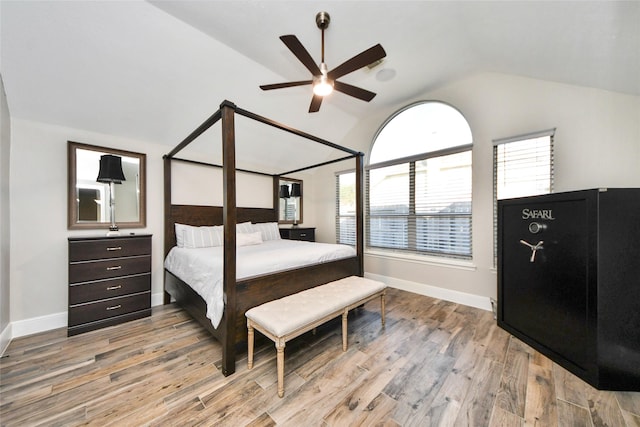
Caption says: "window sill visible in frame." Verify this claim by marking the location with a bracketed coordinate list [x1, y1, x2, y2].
[365, 249, 477, 271]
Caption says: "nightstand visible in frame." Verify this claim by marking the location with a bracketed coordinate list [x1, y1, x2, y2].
[279, 227, 315, 242]
[68, 234, 152, 336]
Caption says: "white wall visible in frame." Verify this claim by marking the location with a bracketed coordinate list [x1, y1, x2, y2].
[7, 117, 313, 337]
[312, 73, 640, 308]
[1, 74, 11, 353]
[171, 161, 272, 209]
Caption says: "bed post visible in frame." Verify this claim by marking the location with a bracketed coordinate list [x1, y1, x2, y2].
[221, 100, 238, 376]
[356, 152, 364, 276]
[163, 155, 172, 304]
[273, 176, 280, 220]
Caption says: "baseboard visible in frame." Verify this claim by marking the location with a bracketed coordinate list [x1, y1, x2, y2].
[364, 272, 493, 312]
[5, 293, 167, 343]
[1, 323, 11, 356]
[152, 292, 165, 307]
[11, 311, 67, 339]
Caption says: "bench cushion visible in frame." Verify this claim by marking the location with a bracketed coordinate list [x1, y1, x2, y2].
[245, 276, 386, 337]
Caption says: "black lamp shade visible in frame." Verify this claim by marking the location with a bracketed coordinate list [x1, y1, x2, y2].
[290, 182, 302, 197]
[279, 184, 290, 198]
[97, 155, 126, 184]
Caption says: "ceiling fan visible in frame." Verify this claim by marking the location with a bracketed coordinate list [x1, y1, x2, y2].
[260, 12, 386, 113]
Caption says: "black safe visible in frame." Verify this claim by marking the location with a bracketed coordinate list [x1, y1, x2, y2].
[497, 188, 640, 391]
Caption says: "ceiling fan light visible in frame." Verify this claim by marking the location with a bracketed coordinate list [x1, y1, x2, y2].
[313, 76, 333, 96]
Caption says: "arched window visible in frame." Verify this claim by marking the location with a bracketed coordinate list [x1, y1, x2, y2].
[370, 101, 472, 164]
[366, 101, 473, 259]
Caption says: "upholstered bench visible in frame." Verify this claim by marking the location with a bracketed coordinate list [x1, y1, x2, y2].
[245, 275, 387, 397]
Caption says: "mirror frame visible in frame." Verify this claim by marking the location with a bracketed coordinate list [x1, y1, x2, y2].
[277, 177, 303, 225]
[68, 141, 147, 230]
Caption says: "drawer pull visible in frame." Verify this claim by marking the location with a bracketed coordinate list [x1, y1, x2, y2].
[106, 246, 122, 251]
[300, 233, 307, 237]
[106, 266, 122, 271]
[106, 305, 122, 311]
[106, 285, 122, 290]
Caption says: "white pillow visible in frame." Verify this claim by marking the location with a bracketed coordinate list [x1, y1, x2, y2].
[182, 225, 224, 248]
[237, 231, 263, 247]
[236, 221, 255, 233]
[175, 223, 188, 247]
[252, 222, 281, 241]
[175, 222, 261, 248]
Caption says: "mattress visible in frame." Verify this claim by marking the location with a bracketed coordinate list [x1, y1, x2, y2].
[164, 239, 357, 328]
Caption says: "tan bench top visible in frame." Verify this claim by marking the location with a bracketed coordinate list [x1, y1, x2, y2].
[245, 276, 387, 337]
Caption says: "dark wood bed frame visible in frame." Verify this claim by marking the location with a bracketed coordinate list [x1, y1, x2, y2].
[163, 101, 364, 376]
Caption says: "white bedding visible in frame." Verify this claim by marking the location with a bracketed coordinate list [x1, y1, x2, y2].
[164, 239, 357, 328]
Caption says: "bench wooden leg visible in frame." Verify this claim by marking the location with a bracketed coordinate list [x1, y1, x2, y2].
[381, 292, 386, 327]
[276, 339, 285, 398]
[247, 322, 254, 370]
[342, 310, 348, 351]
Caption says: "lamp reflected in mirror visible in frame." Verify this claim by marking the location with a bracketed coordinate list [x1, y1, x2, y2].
[96, 154, 126, 235]
[290, 182, 302, 226]
[290, 182, 301, 197]
[278, 178, 302, 225]
[279, 184, 290, 199]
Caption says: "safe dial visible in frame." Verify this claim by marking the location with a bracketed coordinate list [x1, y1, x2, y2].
[528, 222, 546, 234]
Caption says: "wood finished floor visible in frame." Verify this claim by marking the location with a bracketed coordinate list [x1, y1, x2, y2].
[1, 288, 639, 426]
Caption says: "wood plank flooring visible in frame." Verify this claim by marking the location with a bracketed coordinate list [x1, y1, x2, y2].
[1, 288, 639, 426]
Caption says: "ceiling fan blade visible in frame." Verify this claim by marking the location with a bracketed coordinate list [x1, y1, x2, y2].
[280, 35, 322, 77]
[333, 81, 377, 102]
[260, 80, 313, 91]
[327, 43, 386, 80]
[309, 94, 323, 113]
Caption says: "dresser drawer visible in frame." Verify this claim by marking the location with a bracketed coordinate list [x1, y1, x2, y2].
[69, 236, 151, 262]
[69, 255, 151, 283]
[68, 292, 150, 327]
[69, 273, 150, 305]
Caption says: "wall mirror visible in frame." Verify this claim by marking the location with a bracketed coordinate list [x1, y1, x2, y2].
[278, 178, 303, 225]
[68, 141, 146, 230]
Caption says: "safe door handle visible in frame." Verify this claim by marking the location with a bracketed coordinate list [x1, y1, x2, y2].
[520, 240, 544, 262]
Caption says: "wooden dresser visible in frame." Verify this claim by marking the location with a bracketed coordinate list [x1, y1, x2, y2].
[279, 227, 315, 242]
[68, 234, 152, 336]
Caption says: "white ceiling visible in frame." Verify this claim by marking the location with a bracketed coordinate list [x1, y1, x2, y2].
[2, 1, 639, 173]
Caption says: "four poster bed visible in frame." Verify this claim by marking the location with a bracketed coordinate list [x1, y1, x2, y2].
[163, 100, 364, 376]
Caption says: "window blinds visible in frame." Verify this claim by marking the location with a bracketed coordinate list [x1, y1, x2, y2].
[494, 129, 555, 200]
[493, 129, 555, 264]
[366, 149, 472, 259]
[335, 171, 356, 245]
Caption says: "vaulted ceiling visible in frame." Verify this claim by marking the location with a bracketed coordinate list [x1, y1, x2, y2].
[2, 1, 638, 173]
